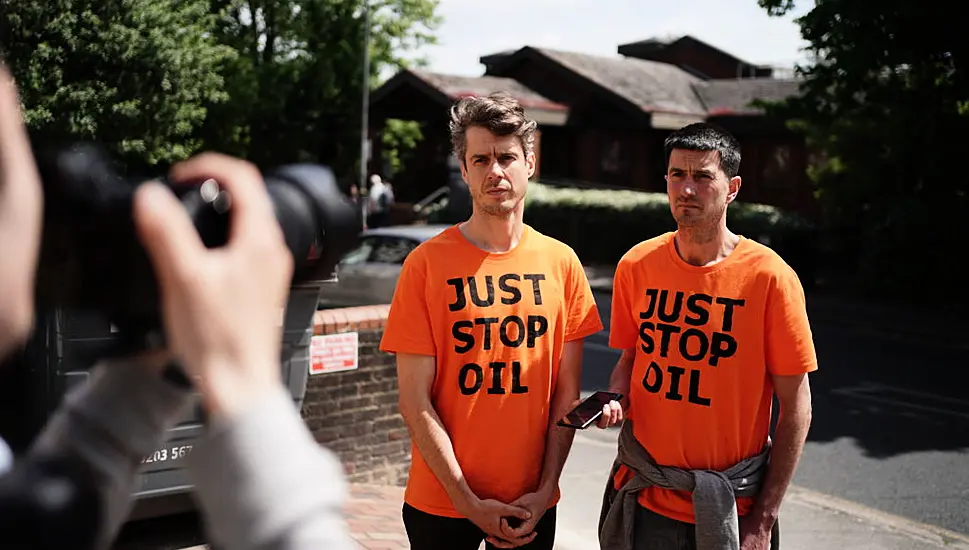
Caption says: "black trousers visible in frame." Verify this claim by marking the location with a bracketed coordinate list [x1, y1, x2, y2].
[402, 503, 557, 550]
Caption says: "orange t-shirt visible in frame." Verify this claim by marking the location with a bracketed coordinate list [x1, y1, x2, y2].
[609, 232, 818, 524]
[380, 224, 603, 518]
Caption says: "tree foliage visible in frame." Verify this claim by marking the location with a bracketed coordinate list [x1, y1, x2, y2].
[381, 117, 422, 177]
[758, 0, 969, 305]
[0, 0, 235, 170]
[199, 0, 440, 180]
[0, 0, 440, 181]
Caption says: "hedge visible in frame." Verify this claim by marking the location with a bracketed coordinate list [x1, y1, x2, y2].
[426, 182, 818, 285]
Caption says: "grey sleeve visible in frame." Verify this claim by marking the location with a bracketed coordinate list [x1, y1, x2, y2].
[186, 385, 354, 550]
[28, 360, 195, 549]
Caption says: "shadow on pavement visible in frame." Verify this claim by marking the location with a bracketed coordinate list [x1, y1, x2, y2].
[803, 320, 969, 458]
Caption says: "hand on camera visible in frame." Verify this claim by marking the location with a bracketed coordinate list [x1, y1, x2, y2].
[133, 154, 293, 421]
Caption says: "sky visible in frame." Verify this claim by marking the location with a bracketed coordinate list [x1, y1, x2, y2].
[411, 0, 815, 77]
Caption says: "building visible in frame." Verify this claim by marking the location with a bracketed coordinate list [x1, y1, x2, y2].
[369, 35, 815, 216]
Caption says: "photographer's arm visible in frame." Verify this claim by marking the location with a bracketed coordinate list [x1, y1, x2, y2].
[0, 66, 194, 549]
[128, 154, 357, 550]
[186, 381, 353, 550]
[26, 354, 194, 550]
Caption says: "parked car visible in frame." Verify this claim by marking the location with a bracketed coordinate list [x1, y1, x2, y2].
[318, 224, 450, 308]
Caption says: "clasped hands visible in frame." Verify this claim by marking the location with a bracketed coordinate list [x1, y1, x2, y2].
[459, 487, 554, 548]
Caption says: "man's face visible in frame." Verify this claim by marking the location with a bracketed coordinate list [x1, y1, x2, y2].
[460, 126, 535, 218]
[665, 148, 740, 228]
[0, 69, 43, 359]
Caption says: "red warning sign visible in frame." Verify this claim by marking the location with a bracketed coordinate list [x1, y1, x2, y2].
[309, 332, 359, 375]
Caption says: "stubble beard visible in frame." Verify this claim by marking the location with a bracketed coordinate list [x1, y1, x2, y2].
[474, 191, 522, 219]
[673, 201, 727, 244]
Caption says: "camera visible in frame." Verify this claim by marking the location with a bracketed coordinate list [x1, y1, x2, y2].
[30, 143, 362, 354]
[0, 142, 361, 548]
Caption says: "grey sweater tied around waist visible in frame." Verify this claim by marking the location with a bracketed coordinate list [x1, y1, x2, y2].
[598, 420, 771, 550]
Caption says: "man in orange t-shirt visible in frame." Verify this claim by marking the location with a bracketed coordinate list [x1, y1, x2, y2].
[379, 92, 602, 550]
[597, 122, 818, 550]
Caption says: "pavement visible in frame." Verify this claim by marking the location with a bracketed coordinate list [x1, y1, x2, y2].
[553, 428, 969, 550]
[344, 485, 409, 549]
[345, 427, 969, 549]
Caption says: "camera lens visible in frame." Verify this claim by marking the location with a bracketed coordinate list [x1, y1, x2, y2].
[33, 143, 361, 346]
[175, 164, 362, 284]
[265, 164, 361, 284]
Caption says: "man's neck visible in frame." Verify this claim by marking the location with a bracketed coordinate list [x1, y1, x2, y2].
[674, 223, 740, 267]
[460, 210, 525, 253]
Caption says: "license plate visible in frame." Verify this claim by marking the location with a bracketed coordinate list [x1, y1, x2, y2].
[141, 444, 194, 465]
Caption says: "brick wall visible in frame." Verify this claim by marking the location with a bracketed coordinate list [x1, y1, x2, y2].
[300, 305, 411, 486]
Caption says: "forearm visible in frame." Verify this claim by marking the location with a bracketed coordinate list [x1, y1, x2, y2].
[402, 401, 477, 510]
[187, 385, 354, 550]
[28, 356, 193, 549]
[608, 363, 631, 393]
[537, 387, 578, 495]
[608, 350, 634, 402]
[537, 338, 585, 496]
[751, 403, 812, 523]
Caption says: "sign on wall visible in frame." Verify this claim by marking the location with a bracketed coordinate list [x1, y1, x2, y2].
[309, 332, 359, 375]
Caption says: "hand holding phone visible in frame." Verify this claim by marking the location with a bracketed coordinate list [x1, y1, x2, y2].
[556, 390, 623, 429]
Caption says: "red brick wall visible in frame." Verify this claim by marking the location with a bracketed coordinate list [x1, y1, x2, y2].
[301, 305, 411, 486]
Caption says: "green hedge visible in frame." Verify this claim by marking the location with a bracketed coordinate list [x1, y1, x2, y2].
[427, 182, 818, 285]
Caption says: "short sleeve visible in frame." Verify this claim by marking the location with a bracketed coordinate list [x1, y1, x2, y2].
[564, 253, 603, 341]
[608, 259, 640, 350]
[765, 266, 818, 376]
[379, 252, 436, 356]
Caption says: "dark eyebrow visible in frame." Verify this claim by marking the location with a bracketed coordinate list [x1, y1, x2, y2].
[668, 166, 715, 177]
[471, 151, 519, 161]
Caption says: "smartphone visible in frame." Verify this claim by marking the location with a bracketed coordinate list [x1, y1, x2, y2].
[556, 390, 623, 429]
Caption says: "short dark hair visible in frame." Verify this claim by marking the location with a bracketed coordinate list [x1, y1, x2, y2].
[448, 92, 538, 164]
[663, 122, 741, 178]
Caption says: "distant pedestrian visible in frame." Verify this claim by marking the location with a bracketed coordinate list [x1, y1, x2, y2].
[367, 174, 393, 227]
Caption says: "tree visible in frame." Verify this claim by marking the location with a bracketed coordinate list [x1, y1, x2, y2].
[198, 0, 440, 184]
[381, 117, 423, 178]
[0, 0, 236, 171]
[758, 0, 969, 306]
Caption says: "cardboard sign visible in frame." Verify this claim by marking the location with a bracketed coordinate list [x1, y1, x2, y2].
[309, 332, 359, 375]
